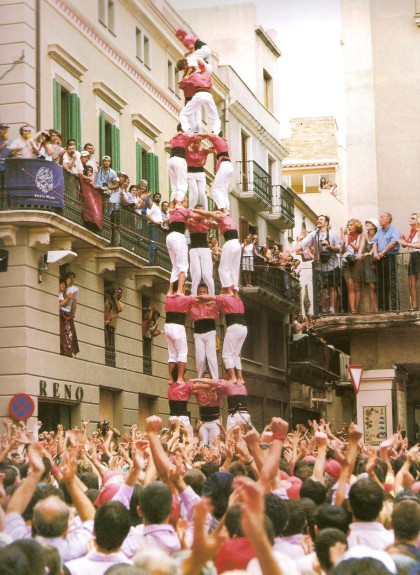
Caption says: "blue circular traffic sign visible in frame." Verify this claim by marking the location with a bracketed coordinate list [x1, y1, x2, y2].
[9, 394, 35, 421]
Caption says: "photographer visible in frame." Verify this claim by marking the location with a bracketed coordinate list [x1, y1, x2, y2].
[297, 214, 342, 314]
[63, 141, 83, 175]
[37, 130, 54, 161]
[94, 155, 119, 197]
[97, 419, 121, 438]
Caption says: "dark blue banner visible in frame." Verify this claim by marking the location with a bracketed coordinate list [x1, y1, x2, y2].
[5, 158, 64, 208]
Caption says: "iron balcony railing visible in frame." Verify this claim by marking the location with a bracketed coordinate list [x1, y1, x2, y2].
[311, 252, 417, 315]
[240, 255, 301, 308]
[289, 333, 341, 379]
[237, 160, 272, 208]
[277, 185, 295, 227]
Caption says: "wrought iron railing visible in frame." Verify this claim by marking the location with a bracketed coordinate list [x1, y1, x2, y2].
[277, 185, 295, 227]
[237, 160, 272, 208]
[289, 334, 341, 378]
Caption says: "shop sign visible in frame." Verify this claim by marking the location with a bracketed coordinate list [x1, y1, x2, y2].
[39, 380, 84, 402]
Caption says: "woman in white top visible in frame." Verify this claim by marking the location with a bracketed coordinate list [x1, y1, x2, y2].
[342, 219, 363, 313]
[399, 212, 420, 310]
[241, 234, 255, 286]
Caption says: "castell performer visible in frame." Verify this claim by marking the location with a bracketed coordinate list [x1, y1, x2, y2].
[189, 283, 219, 379]
[186, 206, 217, 295]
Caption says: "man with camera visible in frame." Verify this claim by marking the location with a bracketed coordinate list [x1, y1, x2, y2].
[297, 214, 342, 314]
[97, 419, 121, 438]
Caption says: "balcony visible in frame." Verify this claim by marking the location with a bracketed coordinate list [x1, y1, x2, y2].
[310, 253, 420, 336]
[288, 334, 341, 388]
[265, 185, 295, 230]
[231, 160, 272, 212]
[0, 165, 170, 287]
[240, 257, 300, 311]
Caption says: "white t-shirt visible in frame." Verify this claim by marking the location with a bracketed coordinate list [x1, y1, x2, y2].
[60, 285, 78, 314]
[147, 202, 163, 224]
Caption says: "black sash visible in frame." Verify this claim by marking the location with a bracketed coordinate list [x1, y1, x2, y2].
[225, 313, 246, 327]
[166, 312, 186, 325]
[169, 221, 186, 233]
[188, 166, 205, 173]
[199, 405, 220, 421]
[194, 318, 216, 333]
[227, 395, 248, 412]
[171, 147, 186, 158]
[169, 400, 188, 416]
[194, 39, 206, 50]
[190, 233, 208, 248]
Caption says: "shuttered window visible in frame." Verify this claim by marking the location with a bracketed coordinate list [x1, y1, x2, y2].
[63, 92, 81, 150]
[145, 152, 159, 194]
[99, 112, 120, 172]
[53, 79, 61, 132]
[136, 142, 143, 183]
[99, 111, 106, 159]
[110, 125, 120, 172]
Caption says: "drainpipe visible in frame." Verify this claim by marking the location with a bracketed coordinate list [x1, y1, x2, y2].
[35, 0, 41, 131]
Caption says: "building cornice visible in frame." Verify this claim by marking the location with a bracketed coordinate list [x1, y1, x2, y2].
[93, 82, 128, 112]
[132, 114, 162, 141]
[48, 44, 88, 79]
[255, 27, 282, 58]
[229, 100, 288, 161]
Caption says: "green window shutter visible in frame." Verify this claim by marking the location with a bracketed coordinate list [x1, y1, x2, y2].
[111, 126, 120, 172]
[153, 154, 159, 193]
[53, 79, 61, 132]
[63, 92, 71, 145]
[146, 152, 159, 193]
[136, 142, 143, 183]
[99, 111, 106, 160]
[63, 93, 81, 150]
[75, 94, 81, 152]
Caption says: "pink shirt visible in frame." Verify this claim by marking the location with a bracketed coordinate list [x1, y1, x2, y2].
[165, 294, 195, 314]
[179, 71, 212, 93]
[193, 386, 225, 407]
[189, 301, 219, 321]
[185, 146, 211, 168]
[186, 218, 213, 234]
[217, 379, 248, 397]
[208, 136, 230, 170]
[170, 133, 191, 149]
[169, 207, 193, 224]
[215, 295, 244, 314]
[214, 214, 238, 234]
[168, 381, 193, 401]
[181, 34, 198, 51]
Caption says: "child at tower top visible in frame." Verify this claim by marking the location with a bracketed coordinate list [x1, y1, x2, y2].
[175, 28, 211, 76]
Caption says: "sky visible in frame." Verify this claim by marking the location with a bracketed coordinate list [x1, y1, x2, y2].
[169, 0, 344, 137]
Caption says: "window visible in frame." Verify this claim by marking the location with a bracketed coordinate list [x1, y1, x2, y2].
[289, 173, 336, 194]
[99, 0, 115, 34]
[135, 142, 159, 192]
[99, 388, 121, 428]
[239, 218, 258, 242]
[263, 69, 273, 111]
[241, 308, 260, 362]
[167, 59, 181, 97]
[99, 111, 120, 172]
[53, 79, 81, 149]
[136, 27, 151, 68]
[138, 394, 158, 431]
[268, 316, 285, 369]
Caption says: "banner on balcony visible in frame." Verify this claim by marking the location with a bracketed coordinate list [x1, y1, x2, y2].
[79, 176, 103, 231]
[5, 158, 64, 208]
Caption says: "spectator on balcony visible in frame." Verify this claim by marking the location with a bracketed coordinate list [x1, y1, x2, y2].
[241, 234, 255, 287]
[206, 133, 232, 214]
[105, 287, 124, 362]
[146, 192, 163, 266]
[161, 200, 170, 231]
[399, 212, 420, 310]
[210, 236, 222, 263]
[63, 142, 83, 175]
[83, 143, 98, 176]
[9, 125, 41, 159]
[261, 244, 272, 264]
[319, 176, 327, 191]
[358, 218, 380, 313]
[59, 273, 79, 358]
[270, 244, 281, 266]
[124, 184, 138, 207]
[372, 212, 401, 311]
[330, 183, 339, 198]
[185, 135, 213, 208]
[297, 215, 342, 314]
[342, 219, 364, 314]
[0, 123, 10, 196]
[49, 130, 66, 164]
[95, 155, 119, 196]
[80, 151, 93, 181]
[37, 130, 54, 161]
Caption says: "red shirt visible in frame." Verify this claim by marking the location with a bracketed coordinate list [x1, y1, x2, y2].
[181, 34, 198, 51]
[179, 71, 212, 94]
[189, 300, 220, 321]
[214, 214, 238, 234]
[186, 218, 213, 234]
[215, 295, 244, 314]
[165, 294, 195, 314]
[208, 135, 230, 170]
[168, 381, 193, 401]
[217, 379, 248, 397]
[169, 207, 193, 224]
[185, 146, 212, 168]
[193, 386, 225, 407]
[170, 133, 191, 150]
[180, 82, 196, 101]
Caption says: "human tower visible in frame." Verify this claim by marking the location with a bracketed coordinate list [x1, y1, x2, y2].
[162, 29, 250, 446]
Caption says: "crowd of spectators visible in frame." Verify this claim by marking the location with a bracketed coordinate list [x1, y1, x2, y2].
[1, 414, 420, 575]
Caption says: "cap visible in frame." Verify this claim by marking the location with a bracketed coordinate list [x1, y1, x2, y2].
[102, 155, 111, 161]
[80, 151, 90, 157]
[0, 123, 10, 129]
[365, 217, 379, 230]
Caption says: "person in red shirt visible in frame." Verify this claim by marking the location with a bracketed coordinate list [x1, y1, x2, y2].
[185, 135, 214, 208]
[164, 293, 196, 384]
[197, 292, 247, 385]
[186, 208, 217, 295]
[206, 133, 233, 213]
[178, 67, 221, 135]
[168, 124, 192, 206]
[189, 283, 220, 379]
[175, 28, 211, 73]
[189, 371, 226, 446]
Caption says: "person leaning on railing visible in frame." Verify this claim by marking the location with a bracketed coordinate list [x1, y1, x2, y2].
[399, 212, 420, 310]
[372, 212, 401, 312]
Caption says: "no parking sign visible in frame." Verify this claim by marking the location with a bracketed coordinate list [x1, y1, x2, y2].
[9, 394, 35, 421]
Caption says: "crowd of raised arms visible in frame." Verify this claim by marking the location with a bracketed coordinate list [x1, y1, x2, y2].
[1, 416, 420, 575]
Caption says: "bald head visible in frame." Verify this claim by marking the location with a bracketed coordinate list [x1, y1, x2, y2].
[33, 495, 69, 538]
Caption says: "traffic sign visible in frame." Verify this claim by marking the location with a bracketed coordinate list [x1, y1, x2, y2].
[348, 365, 363, 395]
[9, 394, 35, 421]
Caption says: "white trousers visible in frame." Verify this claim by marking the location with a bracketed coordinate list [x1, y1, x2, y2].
[169, 415, 191, 429]
[190, 247, 215, 295]
[188, 172, 207, 208]
[227, 411, 251, 430]
[180, 92, 221, 135]
[219, 238, 241, 291]
[164, 323, 188, 363]
[187, 45, 211, 68]
[223, 323, 248, 370]
[212, 161, 233, 210]
[168, 156, 188, 202]
[166, 231, 189, 283]
[194, 330, 218, 379]
[199, 419, 220, 446]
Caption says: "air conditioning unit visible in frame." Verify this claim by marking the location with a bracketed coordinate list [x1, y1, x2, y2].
[340, 353, 350, 382]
